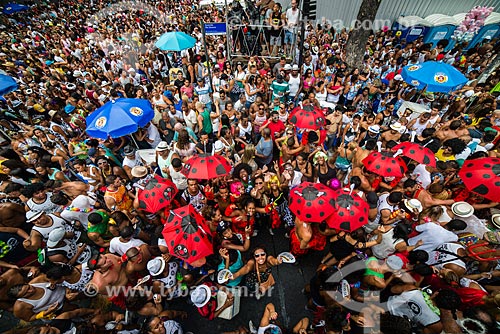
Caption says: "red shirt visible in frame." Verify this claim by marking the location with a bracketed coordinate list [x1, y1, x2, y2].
[263, 119, 285, 140]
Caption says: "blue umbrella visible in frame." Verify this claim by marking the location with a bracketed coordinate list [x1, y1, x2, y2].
[401, 61, 467, 93]
[3, 3, 29, 14]
[0, 71, 18, 95]
[155, 31, 196, 51]
[86, 98, 154, 139]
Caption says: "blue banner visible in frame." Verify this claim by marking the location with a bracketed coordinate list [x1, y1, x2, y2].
[204, 22, 227, 35]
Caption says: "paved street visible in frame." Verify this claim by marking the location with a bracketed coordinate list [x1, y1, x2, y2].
[169, 226, 322, 333]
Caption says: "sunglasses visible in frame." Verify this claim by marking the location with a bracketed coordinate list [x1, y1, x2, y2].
[256, 182, 263, 184]
[254, 252, 266, 258]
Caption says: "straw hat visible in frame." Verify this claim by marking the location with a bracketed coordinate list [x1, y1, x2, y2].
[402, 199, 423, 213]
[491, 214, 500, 229]
[131, 166, 148, 178]
[451, 202, 474, 218]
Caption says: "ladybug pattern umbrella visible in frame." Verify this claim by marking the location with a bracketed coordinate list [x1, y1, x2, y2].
[162, 204, 213, 265]
[326, 190, 369, 232]
[182, 154, 232, 179]
[289, 182, 337, 222]
[362, 151, 407, 177]
[288, 105, 326, 130]
[137, 176, 177, 213]
[393, 142, 436, 167]
[458, 157, 500, 202]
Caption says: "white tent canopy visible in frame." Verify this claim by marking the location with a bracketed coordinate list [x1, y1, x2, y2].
[397, 16, 433, 27]
[397, 12, 500, 27]
[485, 12, 500, 25]
[425, 14, 459, 26]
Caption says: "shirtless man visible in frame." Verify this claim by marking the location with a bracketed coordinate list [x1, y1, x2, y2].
[352, 140, 376, 169]
[380, 123, 402, 148]
[87, 252, 129, 297]
[0, 202, 26, 228]
[435, 120, 468, 141]
[124, 244, 154, 283]
[350, 166, 375, 193]
[249, 97, 268, 118]
[54, 181, 90, 198]
[403, 179, 454, 209]
[325, 107, 343, 150]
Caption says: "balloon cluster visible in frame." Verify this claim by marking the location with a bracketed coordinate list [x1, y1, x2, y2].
[453, 6, 494, 43]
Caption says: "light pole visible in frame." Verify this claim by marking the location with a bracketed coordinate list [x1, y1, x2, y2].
[225, 0, 231, 65]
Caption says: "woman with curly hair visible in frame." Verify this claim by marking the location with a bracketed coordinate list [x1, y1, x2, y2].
[435, 138, 467, 163]
[232, 163, 253, 190]
[173, 129, 196, 162]
[223, 195, 262, 238]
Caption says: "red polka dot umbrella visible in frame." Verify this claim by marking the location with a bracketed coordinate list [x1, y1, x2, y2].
[162, 204, 214, 265]
[393, 142, 436, 167]
[137, 175, 178, 213]
[326, 189, 369, 232]
[288, 105, 326, 130]
[458, 157, 500, 202]
[289, 182, 337, 222]
[182, 154, 232, 180]
[362, 151, 407, 177]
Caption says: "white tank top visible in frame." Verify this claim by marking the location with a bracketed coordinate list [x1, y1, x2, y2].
[278, 111, 288, 123]
[428, 243, 466, 271]
[288, 75, 301, 96]
[245, 85, 258, 103]
[254, 113, 267, 127]
[32, 215, 70, 241]
[18, 283, 66, 313]
[152, 95, 166, 106]
[377, 193, 397, 213]
[168, 165, 188, 191]
[412, 119, 431, 136]
[370, 228, 403, 259]
[27, 193, 62, 214]
[157, 151, 175, 178]
[316, 89, 327, 102]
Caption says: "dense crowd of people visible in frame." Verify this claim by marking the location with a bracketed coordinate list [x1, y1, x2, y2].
[1, 0, 500, 333]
